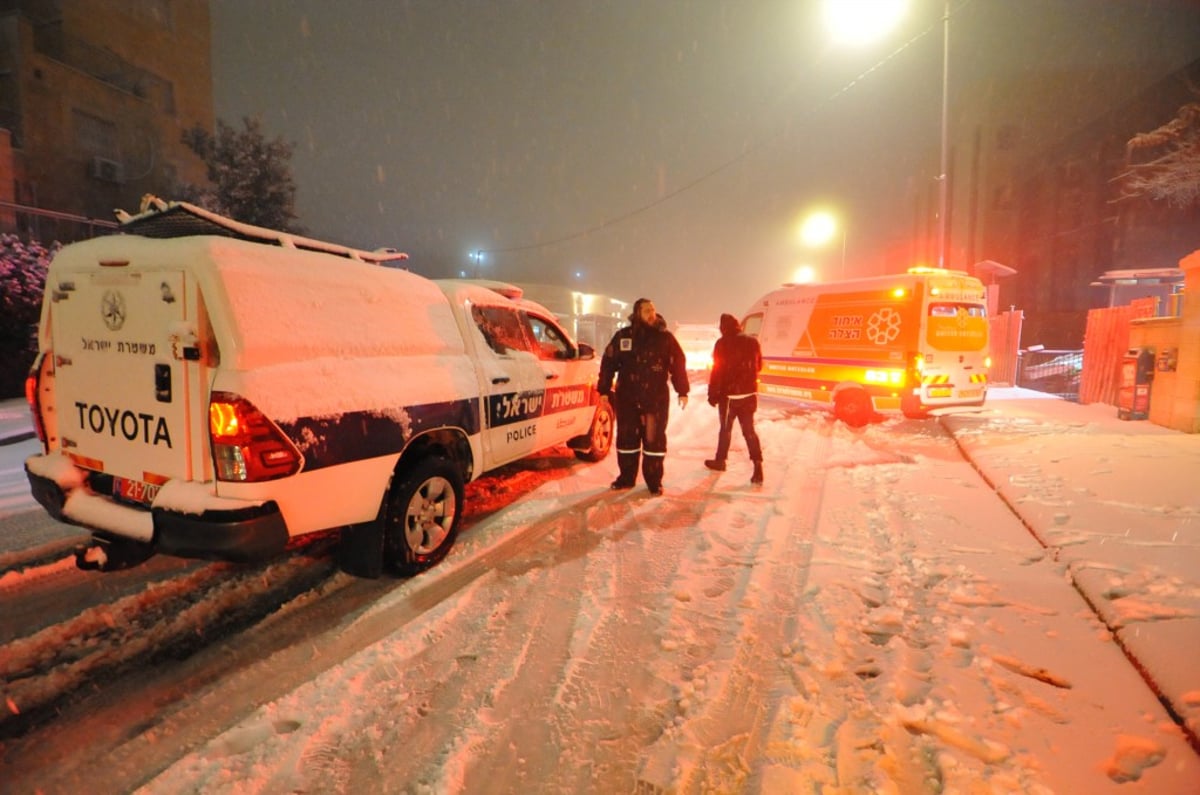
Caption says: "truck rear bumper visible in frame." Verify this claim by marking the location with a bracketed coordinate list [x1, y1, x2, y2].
[25, 464, 289, 565]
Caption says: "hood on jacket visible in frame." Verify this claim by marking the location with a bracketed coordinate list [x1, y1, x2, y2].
[719, 313, 741, 336]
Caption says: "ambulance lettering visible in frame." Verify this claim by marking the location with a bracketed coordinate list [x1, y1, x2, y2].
[74, 401, 173, 447]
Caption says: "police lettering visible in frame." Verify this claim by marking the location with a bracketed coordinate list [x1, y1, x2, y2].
[74, 401, 173, 447]
[506, 423, 536, 444]
[548, 386, 587, 411]
[499, 392, 544, 420]
[80, 338, 157, 355]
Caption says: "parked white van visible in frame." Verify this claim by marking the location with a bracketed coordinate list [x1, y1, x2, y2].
[24, 200, 612, 577]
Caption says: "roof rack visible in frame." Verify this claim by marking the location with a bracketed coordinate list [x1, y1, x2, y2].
[113, 196, 409, 264]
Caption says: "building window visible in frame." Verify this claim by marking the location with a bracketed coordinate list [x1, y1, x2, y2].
[73, 109, 118, 157]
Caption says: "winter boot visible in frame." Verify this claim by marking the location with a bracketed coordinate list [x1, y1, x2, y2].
[611, 450, 640, 489]
[751, 461, 763, 484]
[704, 459, 726, 472]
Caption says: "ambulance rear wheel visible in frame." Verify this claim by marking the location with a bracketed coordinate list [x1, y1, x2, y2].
[382, 456, 463, 576]
[575, 400, 614, 462]
[901, 394, 930, 420]
[835, 390, 873, 428]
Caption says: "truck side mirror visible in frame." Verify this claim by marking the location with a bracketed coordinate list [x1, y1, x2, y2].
[577, 342, 595, 360]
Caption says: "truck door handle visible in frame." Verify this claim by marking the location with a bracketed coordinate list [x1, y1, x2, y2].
[492, 376, 510, 385]
[545, 373, 559, 381]
[155, 363, 172, 402]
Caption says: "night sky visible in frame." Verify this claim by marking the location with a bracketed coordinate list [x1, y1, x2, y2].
[210, 0, 1200, 323]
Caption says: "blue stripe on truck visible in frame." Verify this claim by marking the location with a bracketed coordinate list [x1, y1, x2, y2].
[278, 397, 481, 472]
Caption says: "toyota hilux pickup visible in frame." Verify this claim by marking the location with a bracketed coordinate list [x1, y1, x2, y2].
[24, 199, 613, 577]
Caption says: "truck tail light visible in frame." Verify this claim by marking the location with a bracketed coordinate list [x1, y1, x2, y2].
[905, 352, 925, 388]
[25, 353, 48, 445]
[208, 391, 303, 482]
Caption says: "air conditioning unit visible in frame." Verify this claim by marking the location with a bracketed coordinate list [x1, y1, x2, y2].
[89, 156, 124, 183]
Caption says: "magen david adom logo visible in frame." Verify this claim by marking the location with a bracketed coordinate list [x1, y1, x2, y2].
[866, 307, 901, 345]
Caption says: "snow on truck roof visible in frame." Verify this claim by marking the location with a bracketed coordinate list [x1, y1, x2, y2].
[47, 231, 460, 372]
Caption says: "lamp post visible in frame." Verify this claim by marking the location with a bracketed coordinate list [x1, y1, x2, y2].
[469, 250, 483, 278]
[937, 0, 950, 269]
[822, 0, 950, 268]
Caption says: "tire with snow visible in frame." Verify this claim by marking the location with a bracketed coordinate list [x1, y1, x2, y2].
[834, 389, 874, 428]
[574, 399, 614, 462]
[901, 393, 930, 420]
[382, 456, 463, 576]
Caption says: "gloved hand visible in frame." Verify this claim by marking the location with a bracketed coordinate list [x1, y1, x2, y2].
[678, 394, 688, 409]
[707, 394, 720, 407]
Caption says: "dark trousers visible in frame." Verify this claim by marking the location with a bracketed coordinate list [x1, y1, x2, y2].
[715, 395, 762, 463]
[615, 407, 667, 488]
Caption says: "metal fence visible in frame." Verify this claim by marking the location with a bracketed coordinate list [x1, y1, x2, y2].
[0, 200, 118, 244]
[1015, 348, 1084, 401]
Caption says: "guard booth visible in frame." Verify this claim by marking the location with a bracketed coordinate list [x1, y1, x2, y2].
[1117, 347, 1155, 420]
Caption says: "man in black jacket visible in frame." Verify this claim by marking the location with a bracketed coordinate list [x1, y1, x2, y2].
[705, 313, 764, 484]
[598, 298, 690, 496]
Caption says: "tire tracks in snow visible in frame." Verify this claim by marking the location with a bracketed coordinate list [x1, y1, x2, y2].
[632, 413, 834, 793]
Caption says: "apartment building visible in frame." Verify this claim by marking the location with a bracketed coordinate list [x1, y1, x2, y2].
[0, 0, 212, 241]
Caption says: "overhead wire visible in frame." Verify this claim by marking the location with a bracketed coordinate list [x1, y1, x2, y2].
[475, 5, 964, 258]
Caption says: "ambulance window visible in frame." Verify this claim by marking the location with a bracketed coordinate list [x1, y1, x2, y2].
[525, 314, 571, 360]
[929, 302, 987, 318]
[741, 313, 764, 338]
[472, 305, 531, 355]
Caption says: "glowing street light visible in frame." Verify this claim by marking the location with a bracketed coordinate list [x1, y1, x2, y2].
[799, 210, 847, 279]
[822, 0, 907, 46]
[791, 264, 818, 284]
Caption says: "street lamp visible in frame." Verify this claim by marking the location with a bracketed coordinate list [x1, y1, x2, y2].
[469, 250, 484, 278]
[936, 0, 950, 269]
[799, 210, 846, 279]
[823, 0, 907, 46]
[791, 264, 818, 285]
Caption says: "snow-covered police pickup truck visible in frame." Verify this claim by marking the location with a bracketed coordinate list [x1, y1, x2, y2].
[24, 199, 613, 577]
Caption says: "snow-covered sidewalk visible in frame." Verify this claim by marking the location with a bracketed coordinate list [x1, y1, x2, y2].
[937, 390, 1200, 748]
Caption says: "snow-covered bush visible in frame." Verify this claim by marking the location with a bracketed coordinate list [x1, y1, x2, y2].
[0, 234, 57, 398]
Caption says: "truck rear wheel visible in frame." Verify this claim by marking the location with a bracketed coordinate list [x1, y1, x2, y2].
[574, 400, 614, 462]
[382, 456, 463, 575]
[834, 389, 874, 428]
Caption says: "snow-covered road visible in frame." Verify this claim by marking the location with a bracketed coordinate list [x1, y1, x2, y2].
[2, 397, 1196, 793]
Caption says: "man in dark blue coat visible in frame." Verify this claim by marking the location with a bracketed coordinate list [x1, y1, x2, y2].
[705, 313, 764, 484]
[598, 298, 690, 495]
